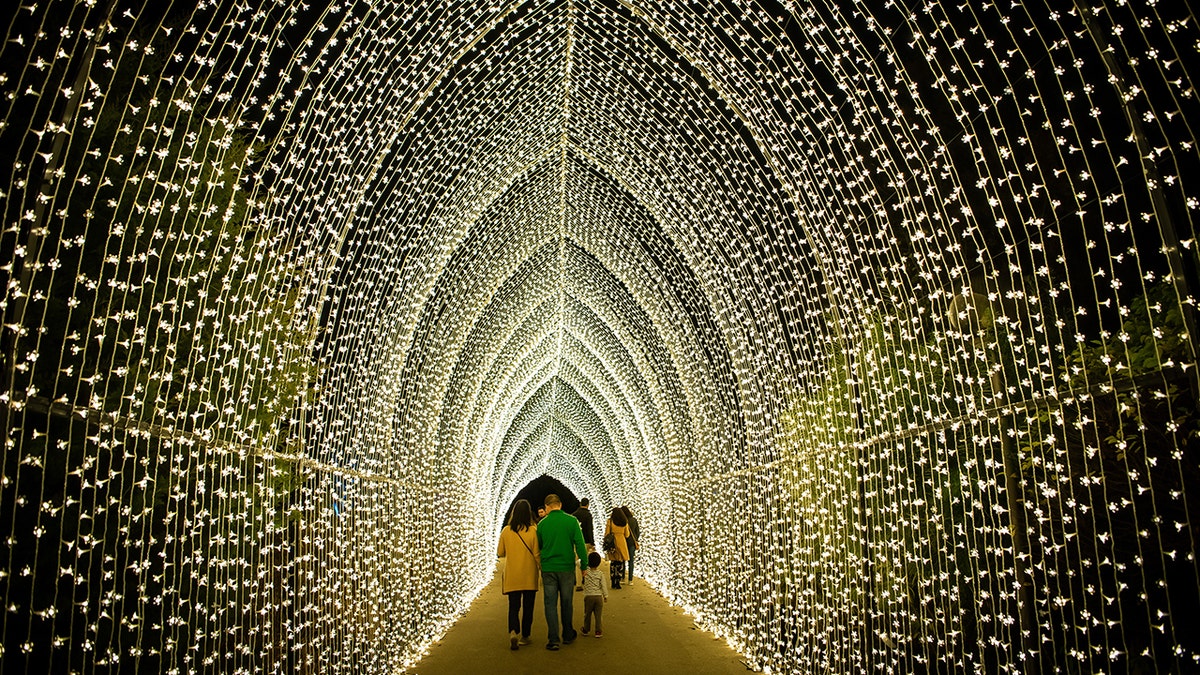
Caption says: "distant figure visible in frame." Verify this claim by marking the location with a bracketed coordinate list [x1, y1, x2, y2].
[536, 493, 588, 650]
[572, 498, 594, 590]
[536, 505, 546, 523]
[497, 499, 539, 650]
[621, 505, 640, 585]
[604, 507, 631, 589]
[573, 498, 595, 549]
[580, 551, 608, 638]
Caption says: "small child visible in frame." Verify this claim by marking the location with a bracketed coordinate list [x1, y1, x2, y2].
[580, 552, 608, 637]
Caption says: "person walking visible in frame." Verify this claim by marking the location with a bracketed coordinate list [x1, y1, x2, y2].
[497, 499, 539, 650]
[603, 507, 631, 589]
[536, 493, 588, 651]
[572, 498, 594, 590]
[621, 505, 640, 585]
[580, 552, 608, 638]
[573, 498, 595, 549]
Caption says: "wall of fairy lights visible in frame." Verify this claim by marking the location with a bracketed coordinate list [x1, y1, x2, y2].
[1, 0, 1198, 672]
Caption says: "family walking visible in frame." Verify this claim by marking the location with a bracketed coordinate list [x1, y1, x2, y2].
[496, 494, 638, 651]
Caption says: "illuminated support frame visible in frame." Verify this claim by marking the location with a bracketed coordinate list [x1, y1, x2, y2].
[0, 0, 1198, 673]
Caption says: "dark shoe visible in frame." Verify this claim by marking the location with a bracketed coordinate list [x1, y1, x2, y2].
[581, 627, 590, 635]
[518, 636, 532, 646]
[546, 643, 559, 651]
[510, 632, 519, 650]
[563, 635, 576, 645]
[595, 630, 603, 638]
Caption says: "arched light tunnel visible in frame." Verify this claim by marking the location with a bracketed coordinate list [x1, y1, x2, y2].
[1, 0, 1199, 672]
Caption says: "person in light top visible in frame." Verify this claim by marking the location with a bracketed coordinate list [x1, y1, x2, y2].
[579, 552, 609, 637]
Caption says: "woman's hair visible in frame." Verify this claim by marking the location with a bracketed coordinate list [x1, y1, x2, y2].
[610, 507, 627, 527]
[620, 505, 633, 521]
[509, 499, 534, 532]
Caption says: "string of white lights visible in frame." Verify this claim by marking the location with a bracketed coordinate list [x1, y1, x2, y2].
[1, 0, 1198, 673]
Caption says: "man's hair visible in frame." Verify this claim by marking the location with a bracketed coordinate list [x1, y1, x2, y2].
[580, 498, 589, 507]
[544, 493, 562, 508]
[588, 552, 602, 568]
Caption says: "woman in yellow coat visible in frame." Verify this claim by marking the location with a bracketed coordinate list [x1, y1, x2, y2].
[604, 507, 631, 589]
[497, 499, 540, 650]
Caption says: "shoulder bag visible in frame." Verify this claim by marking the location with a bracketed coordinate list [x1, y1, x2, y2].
[517, 529, 541, 588]
[601, 526, 616, 553]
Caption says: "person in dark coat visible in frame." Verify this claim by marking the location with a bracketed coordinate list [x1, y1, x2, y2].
[572, 498, 594, 590]
[621, 505, 640, 585]
[573, 498, 595, 548]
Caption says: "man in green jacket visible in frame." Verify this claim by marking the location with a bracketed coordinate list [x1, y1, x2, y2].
[536, 493, 588, 650]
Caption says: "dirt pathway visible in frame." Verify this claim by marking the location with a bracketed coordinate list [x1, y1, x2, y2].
[407, 566, 754, 674]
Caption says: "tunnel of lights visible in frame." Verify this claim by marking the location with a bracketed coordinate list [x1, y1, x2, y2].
[2, 0, 1199, 673]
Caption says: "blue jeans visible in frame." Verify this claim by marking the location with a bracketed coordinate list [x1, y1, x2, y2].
[542, 570, 578, 645]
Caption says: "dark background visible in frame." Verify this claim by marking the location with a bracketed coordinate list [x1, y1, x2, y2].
[503, 474, 581, 525]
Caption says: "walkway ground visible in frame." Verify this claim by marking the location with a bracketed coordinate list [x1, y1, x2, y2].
[407, 566, 754, 674]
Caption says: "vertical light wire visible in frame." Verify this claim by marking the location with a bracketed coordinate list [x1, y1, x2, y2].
[0, 1, 1198, 673]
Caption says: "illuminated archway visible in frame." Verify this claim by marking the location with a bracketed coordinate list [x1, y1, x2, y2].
[2, 1, 1198, 673]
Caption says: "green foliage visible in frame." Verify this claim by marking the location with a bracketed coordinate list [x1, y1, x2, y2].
[37, 13, 320, 447]
[776, 283, 1197, 664]
[1021, 281, 1195, 466]
[1063, 281, 1191, 383]
[23, 13, 319, 533]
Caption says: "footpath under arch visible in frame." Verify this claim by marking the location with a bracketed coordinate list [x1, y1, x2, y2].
[1, 1, 1199, 673]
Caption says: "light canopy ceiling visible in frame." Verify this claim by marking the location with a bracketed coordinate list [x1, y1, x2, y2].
[2, 1, 1199, 673]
